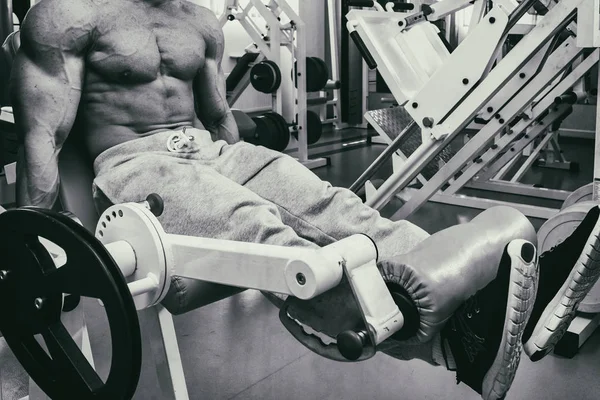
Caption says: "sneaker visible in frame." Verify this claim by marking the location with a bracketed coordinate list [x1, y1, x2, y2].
[441, 240, 538, 400]
[523, 205, 600, 361]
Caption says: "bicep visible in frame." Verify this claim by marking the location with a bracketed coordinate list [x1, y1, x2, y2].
[10, 1, 89, 147]
[11, 51, 84, 144]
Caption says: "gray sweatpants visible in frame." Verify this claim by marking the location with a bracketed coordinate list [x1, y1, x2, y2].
[93, 128, 429, 308]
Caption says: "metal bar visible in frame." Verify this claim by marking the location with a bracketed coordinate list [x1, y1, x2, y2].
[349, 122, 417, 193]
[506, 0, 540, 33]
[429, 192, 558, 220]
[446, 106, 567, 193]
[429, 0, 579, 140]
[369, 34, 582, 212]
[138, 306, 189, 400]
[511, 129, 555, 182]
[493, 151, 523, 180]
[392, 47, 598, 220]
[595, 49, 600, 202]
[328, 0, 343, 128]
[466, 180, 572, 201]
[482, 123, 555, 181]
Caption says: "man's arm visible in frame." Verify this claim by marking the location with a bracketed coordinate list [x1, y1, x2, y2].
[10, 0, 93, 208]
[193, 11, 239, 144]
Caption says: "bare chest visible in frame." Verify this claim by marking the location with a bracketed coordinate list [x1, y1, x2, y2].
[88, 10, 206, 83]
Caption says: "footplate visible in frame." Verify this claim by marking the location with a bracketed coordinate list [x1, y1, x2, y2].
[280, 235, 405, 362]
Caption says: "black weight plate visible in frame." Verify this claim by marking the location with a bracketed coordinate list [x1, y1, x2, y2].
[264, 60, 282, 93]
[250, 60, 282, 94]
[259, 114, 287, 152]
[263, 112, 290, 152]
[254, 115, 276, 150]
[0, 208, 142, 400]
[294, 57, 322, 92]
[306, 110, 323, 145]
[311, 57, 330, 91]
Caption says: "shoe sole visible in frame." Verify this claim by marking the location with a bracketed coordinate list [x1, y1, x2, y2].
[523, 207, 600, 361]
[482, 240, 539, 400]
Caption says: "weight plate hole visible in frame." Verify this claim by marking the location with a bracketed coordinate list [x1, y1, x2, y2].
[106, 215, 111, 222]
[112, 211, 117, 218]
[118, 210, 124, 218]
[99, 230, 104, 237]
[102, 222, 107, 228]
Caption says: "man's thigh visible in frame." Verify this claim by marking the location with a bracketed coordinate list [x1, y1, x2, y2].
[95, 154, 286, 241]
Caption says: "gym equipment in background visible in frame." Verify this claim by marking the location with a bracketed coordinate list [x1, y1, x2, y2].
[245, 110, 323, 152]
[220, 0, 342, 169]
[347, 0, 600, 358]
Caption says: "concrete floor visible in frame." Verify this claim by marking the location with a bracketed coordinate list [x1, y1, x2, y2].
[2, 131, 600, 400]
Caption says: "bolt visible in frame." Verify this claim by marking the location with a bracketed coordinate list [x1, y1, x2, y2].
[495, 114, 501, 120]
[34, 298, 45, 310]
[423, 117, 435, 128]
[462, 78, 469, 85]
[398, 21, 404, 27]
[519, 72, 526, 79]
[412, 102, 418, 109]
[296, 273, 306, 286]
[489, 17, 496, 24]
[499, 119, 505, 124]
[487, 107, 494, 113]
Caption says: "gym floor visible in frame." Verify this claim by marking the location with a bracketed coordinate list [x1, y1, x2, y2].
[2, 128, 600, 400]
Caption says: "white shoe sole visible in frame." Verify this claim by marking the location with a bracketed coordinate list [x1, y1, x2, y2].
[482, 239, 539, 400]
[523, 208, 600, 361]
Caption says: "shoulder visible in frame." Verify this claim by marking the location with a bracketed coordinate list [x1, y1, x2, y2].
[21, 0, 97, 53]
[181, 2, 223, 39]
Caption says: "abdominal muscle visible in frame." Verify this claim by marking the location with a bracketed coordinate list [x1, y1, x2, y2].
[78, 75, 205, 161]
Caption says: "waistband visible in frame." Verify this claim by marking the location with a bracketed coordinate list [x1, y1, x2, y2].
[93, 127, 214, 172]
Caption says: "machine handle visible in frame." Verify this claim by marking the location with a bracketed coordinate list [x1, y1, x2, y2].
[349, 31, 378, 70]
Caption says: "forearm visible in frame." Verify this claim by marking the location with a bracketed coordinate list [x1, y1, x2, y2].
[16, 139, 60, 208]
[207, 110, 240, 144]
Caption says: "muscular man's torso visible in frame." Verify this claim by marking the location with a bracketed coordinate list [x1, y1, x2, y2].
[75, 0, 214, 160]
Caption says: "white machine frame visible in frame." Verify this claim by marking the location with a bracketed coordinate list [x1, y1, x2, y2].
[352, 0, 600, 356]
[11, 201, 405, 400]
[349, 0, 599, 220]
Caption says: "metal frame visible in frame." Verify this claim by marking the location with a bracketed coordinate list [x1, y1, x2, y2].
[346, 0, 594, 218]
[352, 0, 600, 356]
[11, 200, 403, 399]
